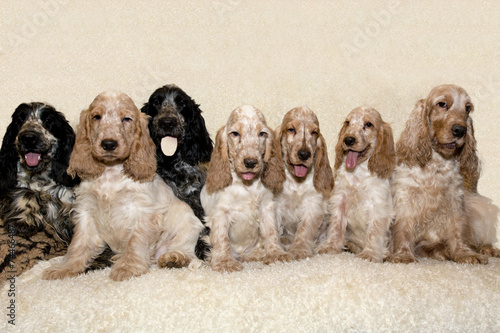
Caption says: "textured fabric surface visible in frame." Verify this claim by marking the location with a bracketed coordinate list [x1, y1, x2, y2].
[1, 1, 499, 331]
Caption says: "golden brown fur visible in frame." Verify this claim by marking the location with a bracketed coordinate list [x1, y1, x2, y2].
[390, 84, 499, 264]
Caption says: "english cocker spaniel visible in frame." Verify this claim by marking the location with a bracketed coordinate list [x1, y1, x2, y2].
[316, 106, 395, 262]
[274, 106, 334, 261]
[43, 91, 204, 281]
[390, 84, 499, 264]
[200, 105, 287, 273]
[141, 85, 213, 259]
[0, 102, 78, 281]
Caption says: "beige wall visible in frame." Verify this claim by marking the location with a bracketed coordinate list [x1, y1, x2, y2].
[1, 0, 498, 212]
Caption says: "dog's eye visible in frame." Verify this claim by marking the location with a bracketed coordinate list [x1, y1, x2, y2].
[345, 121, 350, 126]
[365, 122, 373, 128]
[311, 130, 318, 135]
[230, 131, 239, 137]
[438, 102, 447, 109]
[287, 128, 296, 134]
[92, 115, 101, 121]
[259, 131, 267, 137]
[465, 104, 472, 113]
[122, 117, 132, 123]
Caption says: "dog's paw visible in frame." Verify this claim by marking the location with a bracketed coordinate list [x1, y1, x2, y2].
[288, 246, 313, 261]
[315, 243, 342, 255]
[356, 251, 383, 263]
[109, 265, 147, 281]
[211, 258, 243, 273]
[263, 252, 292, 265]
[158, 252, 191, 269]
[453, 252, 488, 265]
[42, 266, 79, 280]
[479, 245, 500, 258]
[389, 252, 418, 264]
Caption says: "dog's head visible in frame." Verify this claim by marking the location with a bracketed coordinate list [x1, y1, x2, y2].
[68, 91, 156, 182]
[205, 105, 285, 194]
[277, 106, 334, 196]
[141, 85, 213, 165]
[335, 106, 395, 179]
[0, 102, 78, 194]
[397, 84, 479, 191]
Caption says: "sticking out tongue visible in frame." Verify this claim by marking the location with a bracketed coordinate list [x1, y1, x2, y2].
[242, 172, 255, 180]
[161, 136, 178, 156]
[25, 153, 41, 167]
[294, 165, 308, 177]
[346, 151, 359, 169]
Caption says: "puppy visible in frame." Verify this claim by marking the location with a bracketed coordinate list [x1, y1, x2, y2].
[391, 84, 499, 264]
[316, 107, 395, 262]
[201, 105, 286, 273]
[274, 106, 334, 260]
[43, 91, 203, 281]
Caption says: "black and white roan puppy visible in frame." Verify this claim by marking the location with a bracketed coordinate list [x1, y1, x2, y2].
[141, 85, 213, 259]
[0, 102, 78, 280]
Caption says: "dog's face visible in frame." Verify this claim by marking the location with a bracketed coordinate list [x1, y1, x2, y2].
[426, 85, 473, 158]
[13, 103, 67, 174]
[279, 106, 320, 178]
[226, 105, 271, 182]
[87, 92, 141, 164]
[339, 107, 383, 168]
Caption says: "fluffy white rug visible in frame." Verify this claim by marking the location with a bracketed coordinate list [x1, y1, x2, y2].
[1, 254, 500, 332]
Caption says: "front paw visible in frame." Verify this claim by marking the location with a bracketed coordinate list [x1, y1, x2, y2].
[315, 243, 342, 255]
[263, 251, 292, 265]
[288, 246, 314, 261]
[389, 252, 418, 264]
[42, 265, 80, 280]
[356, 251, 383, 263]
[453, 252, 488, 265]
[211, 258, 243, 273]
[109, 265, 147, 281]
[158, 252, 191, 269]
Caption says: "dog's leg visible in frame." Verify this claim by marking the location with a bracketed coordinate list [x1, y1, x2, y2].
[110, 229, 152, 281]
[42, 215, 105, 280]
[287, 200, 325, 260]
[260, 200, 292, 264]
[356, 216, 391, 263]
[316, 193, 347, 255]
[446, 212, 488, 265]
[208, 208, 243, 273]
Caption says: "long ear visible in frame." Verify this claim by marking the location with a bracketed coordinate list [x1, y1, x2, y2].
[179, 103, 214, 165]
[368, 122, 396, 179]
[205, 126, 232, 194]
[68, 109, 105, 180]
[50, 111, 80, 187]
[396, 99, 432, 167]
[459, 116, 480, 192]
[262, 128, 285, 194]
[124, 112, 157, 182]
[313, 133, 334, 197]
[0, 112, 24, 195]
[334, 122, 347, 171]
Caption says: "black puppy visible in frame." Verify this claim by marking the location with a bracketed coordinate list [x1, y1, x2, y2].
[141, 85, 213, 259]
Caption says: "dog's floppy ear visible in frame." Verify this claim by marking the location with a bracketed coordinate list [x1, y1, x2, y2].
[396, 99, 432, 168]
[124, 112, 157, 182]
[205, 126, 232, 194]
[179, 101, 214, 165]
[459, 116, 479, 192]
[0, 105, 26, 195]
[68, 109, 105, 180]
[334, 122, 348, 171]
[262, 128, 285, 194]
[313, 133, 334, 197]
[48, 108, 81, 187]
[368, 122, 396, 179]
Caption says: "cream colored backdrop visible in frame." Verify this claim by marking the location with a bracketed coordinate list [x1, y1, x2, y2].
[1, 0, 498, 210]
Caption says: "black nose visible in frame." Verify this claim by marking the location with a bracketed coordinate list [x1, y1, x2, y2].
[159, 117, 178, 129]
[244, 158, 258, 169]
[298, 149, 311, 161]
[101, 140, 118, 151]
[344, 137, 356, 146]
[451, 125, 467, 138]
[19, 131, 40, 147]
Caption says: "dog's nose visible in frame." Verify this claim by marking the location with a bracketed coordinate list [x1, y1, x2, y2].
[451, 125, 467, 138]
[298, 149, 311, 161]
[244, 158, 258, 169]
[19, 131, 40, 147]
[344, 137, 356, 146]
[101, 140, 118, 151]
[159, 117, 178, 129]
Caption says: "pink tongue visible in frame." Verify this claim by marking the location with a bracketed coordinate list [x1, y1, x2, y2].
[294, 165, 308, 177]
[242, 172, 255, 180]
[346, 151, 358, 169]
[25, 153, 41, 167]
